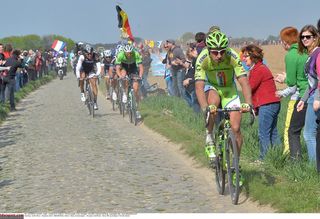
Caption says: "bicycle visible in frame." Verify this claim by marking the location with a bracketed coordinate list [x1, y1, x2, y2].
[117, 77, 128, 118]
[205, 106, 254, 205]
[84, 77, 95, 118]
[127, 75, 141, 126]
[108, 77, 117, 111]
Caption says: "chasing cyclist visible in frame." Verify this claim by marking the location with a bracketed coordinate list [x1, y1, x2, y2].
[76, 44, 101, 110]
[115, 44, 144, 119]
[101, 49, 117, 100]
[195, 31, 252, 164]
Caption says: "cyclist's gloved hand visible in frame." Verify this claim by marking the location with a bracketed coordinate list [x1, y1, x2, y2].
[241, 103, 252, 112]
[203, 104, 217, 127]
[208, 104, 217, 114]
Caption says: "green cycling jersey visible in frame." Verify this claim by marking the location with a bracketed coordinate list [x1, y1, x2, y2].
[195, 48, 246, 87]
[115, 50, 142, 66]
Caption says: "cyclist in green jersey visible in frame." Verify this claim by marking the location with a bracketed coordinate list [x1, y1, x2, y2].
[195, 31, 252, 157]
[115, 44, 144, 118]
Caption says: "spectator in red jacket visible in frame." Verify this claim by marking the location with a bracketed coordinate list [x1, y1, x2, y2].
[35, 51, 43, 79]
[241, 44, 281, 161]
[3, 43, 13, 59]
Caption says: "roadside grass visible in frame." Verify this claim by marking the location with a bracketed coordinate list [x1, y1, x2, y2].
[0, 72, 56, 124]
[140, 94, 320, 212]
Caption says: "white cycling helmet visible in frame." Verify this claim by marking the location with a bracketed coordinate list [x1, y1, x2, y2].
[123, 44, 134, 53]
[103, 50, 112, 57]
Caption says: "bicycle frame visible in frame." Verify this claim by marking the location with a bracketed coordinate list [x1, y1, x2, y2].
[127, 76, 141, 125]
[213, 107, 244, 205]
[84, 77, 94, 117]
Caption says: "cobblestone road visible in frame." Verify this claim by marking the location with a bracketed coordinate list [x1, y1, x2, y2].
[0, 74, 274, 214]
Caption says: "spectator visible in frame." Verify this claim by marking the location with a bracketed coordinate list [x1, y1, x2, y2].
[274, 27, 308, 159]
[0, 53, 7, 104]
[140, 50, 153, 98]
[19, 50, 29, 86]
[0, 43, 4, 54]
[297, 25, 320, 163]
[35, 50, 43, 79]
[317, 18, 320, 172]
[241, 44, 281, 161]
[25, 50, 36, 81]
[4, 49, 23, 111]
[208, 25, 221, 33]
[3, 43, 13, 59]
[166, 39, 186, 98]
[42, 50, 49, 76]
[182, 46, 200, 113]
[195, 32, 206, 54]
[160, 42, 174, 96]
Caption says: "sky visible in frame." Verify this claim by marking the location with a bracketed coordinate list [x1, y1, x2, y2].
[1, 0, 319, 44]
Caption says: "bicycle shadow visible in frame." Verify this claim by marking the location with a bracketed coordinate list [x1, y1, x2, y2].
[0, 124, 21, 149]
[0, 179, 14, 189]
[237, 169, 276, 205]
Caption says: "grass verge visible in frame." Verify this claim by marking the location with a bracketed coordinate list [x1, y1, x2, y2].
[140, 94, 320, 212]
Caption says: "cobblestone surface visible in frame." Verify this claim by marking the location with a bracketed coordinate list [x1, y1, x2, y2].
[0, 75, 274, 214]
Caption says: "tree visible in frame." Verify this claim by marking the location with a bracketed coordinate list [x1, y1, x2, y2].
[180, 32, 195, 44]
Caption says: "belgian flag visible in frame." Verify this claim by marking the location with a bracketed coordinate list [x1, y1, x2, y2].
[116, 5, 134, 41]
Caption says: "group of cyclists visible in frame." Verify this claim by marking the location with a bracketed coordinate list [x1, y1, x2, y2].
[72, 41, 144, 119]
[70, 29, 253, 186]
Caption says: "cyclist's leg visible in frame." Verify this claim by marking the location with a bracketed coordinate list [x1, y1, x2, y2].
[104, 74, 110, 98]
[229, 111, 242, 154]
[79, 72, 86, 101]
[120, 69, 128, 94]
[221, 87, 242, 154]
[133, 79, 140, 105]
[79, 72, 86, 93]
[205, 85, 221, 134]
[112, 73, 118, 98]
[89, 76, 98, 103]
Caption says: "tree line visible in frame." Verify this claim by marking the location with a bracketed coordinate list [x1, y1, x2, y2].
[0, 34, 75, 51]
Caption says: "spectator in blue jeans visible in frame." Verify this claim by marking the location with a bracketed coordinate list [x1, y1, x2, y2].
[182, 46, 200, 113]
[165, 39, 186, 97]
[297, 25, 320, 162]
[5, 49, 23, 111]
[241, 44, 281, 160]
[160, 44, 174, 96]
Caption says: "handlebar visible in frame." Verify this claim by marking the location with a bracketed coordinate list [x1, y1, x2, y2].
[205, 106, 256, 127]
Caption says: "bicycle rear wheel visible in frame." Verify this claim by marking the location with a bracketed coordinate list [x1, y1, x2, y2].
[214, 128, 226, 195]
[225, 130, 240, 205]
[128, 93, 133, 123]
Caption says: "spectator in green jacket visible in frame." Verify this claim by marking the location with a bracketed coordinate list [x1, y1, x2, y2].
[274, 26, 308, 160]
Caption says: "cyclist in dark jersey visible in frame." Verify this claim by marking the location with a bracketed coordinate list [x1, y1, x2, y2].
[76, 44, 101, 110]
[102, 49, 117, 100]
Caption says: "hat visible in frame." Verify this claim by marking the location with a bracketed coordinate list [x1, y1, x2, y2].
[166, 39, 175, 44]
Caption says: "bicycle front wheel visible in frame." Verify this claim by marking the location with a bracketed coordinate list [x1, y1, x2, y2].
[214, 128, 226, 195]
[131, 92, 138, 126]
[225, 130, 240, 205]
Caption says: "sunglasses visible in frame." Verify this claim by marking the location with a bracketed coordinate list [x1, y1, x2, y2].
[209, 49, 226, 56]
[301, 35, 314, 40]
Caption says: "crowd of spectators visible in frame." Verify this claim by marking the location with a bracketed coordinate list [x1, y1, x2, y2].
[151, 20, 320, 171]
[0, 43, 59, 111]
